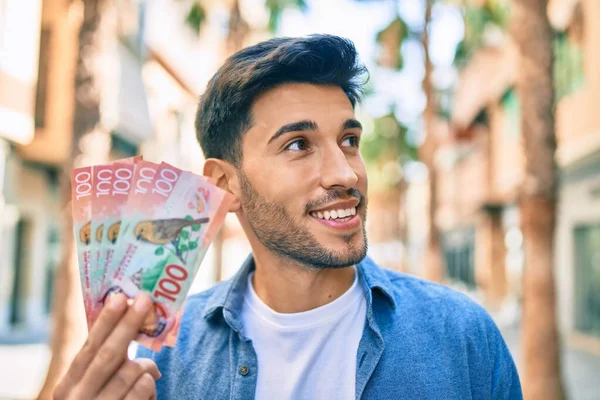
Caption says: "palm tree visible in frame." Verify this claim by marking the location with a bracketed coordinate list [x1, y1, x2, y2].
[38, 0, 113, 398]
[510, 0, 565, 398]
[354, 0, 442, 279]
[419, 0, 444, 282]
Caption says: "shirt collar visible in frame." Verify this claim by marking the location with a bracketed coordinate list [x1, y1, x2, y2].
[202, 254, 396, 327]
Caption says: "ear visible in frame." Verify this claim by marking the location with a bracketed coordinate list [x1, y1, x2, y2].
[203, 158, 242, 212]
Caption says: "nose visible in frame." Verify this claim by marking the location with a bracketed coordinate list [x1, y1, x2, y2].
[319, 146, 359, 190]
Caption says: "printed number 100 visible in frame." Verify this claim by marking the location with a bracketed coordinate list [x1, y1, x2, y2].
[154, 264, 188, 302]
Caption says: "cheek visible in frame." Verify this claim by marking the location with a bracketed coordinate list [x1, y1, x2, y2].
[274, 169, 319, 215]
[245, 162, 315, 209]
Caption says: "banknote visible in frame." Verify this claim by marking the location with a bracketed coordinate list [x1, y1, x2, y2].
[71, 166, 95, 329]
[107, 163, 233, 350]
[103, 160, 162, 300]
[90, 164, 113, 311]
[87, 162, 137, 324]
[72, 158, 232, 350]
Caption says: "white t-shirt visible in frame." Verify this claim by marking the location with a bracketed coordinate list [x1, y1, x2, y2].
[240, 268, 367, 400]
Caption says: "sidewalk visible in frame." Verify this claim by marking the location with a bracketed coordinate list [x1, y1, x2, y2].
[0, 343, 50, 400]
[501, 325, 600, 400]
[450, 283, 600, 399]
[0, 301, 598, 399]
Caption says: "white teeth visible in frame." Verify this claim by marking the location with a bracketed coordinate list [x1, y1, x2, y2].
[311, 207, 357, 220]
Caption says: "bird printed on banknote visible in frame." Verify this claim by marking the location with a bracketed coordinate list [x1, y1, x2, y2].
[134, 218, 210, 245]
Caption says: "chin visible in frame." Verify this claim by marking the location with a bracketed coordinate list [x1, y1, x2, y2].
[316, 236, 368, 267]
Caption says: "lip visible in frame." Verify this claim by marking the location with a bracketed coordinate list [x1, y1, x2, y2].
[311, 212, 361, 231]
[309, 199, 360, 213]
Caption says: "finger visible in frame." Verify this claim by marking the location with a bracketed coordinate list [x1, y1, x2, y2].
[123, 373, 156, 400]
[135, 358, 161, 380]
[60, 294, 128, 388]
[79, 294, 154, 396]
[96, 359, 160, 400]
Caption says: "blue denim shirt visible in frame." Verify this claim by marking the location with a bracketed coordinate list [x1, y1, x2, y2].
[136, 256, 523, 399]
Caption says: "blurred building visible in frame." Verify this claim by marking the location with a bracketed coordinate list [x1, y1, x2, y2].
[0, 0, 55, 342]
[551, 0, 600, 349]
[442, 0, 600, 351]
[0, 0, 228, 343]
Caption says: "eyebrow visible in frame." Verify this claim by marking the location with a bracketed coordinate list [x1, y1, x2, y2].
[268, 118, 363, 144]
[343, 119, 363, 131]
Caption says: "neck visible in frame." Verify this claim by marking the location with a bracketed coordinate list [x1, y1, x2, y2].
[250, 252, 356, 314]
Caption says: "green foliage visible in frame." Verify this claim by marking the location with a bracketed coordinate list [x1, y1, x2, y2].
[154, 247, 164, 256]
[181, 230, 189, 240]
[185, 2, 206, 35]
[454, 0, 510, 67]
[192, 224, 201, 231]
[361, 112, 417, 168]
[265, 0, 308, 32]
[375, 17, 409, 70]
[189, 241, 198, 250]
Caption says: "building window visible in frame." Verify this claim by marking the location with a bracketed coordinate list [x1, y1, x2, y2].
[501, 88, 520, 138]
[443, 227, 476, 289]
[35, 27, 52, 128]
[9, 217, 32, 327]
[45, 224, 59, 314]
[574, 224, 600, 339]
[553, 30, 584, 102]
[111, 133, 139, 159]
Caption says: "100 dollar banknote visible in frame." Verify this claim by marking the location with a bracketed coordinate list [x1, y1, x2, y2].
[87, 161, 138, 324]
[71, 166, 95, 329]
[104, 163, 232, 349]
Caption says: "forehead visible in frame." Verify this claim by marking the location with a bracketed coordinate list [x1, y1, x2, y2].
[246, 83, 355, 140]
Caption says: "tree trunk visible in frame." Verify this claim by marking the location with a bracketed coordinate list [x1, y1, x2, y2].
[38, 1, 113, 398]
[212, 0, 250, 282]
[420, 0, 443, 283]
[225, 0, 249, 56]
[511, 0, 566, 398]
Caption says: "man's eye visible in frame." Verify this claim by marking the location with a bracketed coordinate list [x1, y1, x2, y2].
[342, 136, 360, 148]
[285, 139, 309, 152]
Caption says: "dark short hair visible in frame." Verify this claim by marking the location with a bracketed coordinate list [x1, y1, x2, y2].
[195, 34, 369, 165]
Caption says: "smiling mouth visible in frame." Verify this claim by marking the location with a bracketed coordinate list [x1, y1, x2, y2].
[310, 207, 357, 222]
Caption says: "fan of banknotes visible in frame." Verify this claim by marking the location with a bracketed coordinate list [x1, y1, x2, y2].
[71, 156, 233, 351]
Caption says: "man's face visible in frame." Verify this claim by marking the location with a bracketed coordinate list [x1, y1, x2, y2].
[237, 83, 368, 269]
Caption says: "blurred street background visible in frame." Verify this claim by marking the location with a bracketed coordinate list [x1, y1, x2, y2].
[0, 0, 598, 399]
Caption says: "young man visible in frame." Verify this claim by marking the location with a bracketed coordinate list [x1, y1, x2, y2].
[55, 35, 522, 399]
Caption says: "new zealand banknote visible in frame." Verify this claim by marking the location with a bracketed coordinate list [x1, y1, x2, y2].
[88, 162, 137, 324]
[108, 163, 233, 350]
[71, 166, 95, 329]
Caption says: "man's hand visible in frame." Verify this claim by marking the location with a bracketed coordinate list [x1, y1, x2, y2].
[54, 294, 161, 400]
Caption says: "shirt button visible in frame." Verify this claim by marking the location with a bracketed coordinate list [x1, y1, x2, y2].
[239, 366, 249, 376]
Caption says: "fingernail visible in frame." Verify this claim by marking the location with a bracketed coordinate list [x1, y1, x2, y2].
[134, 294, 153, 313]
[109, 294, 126, 310]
